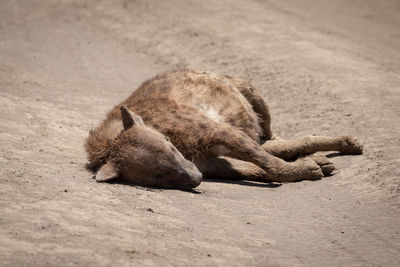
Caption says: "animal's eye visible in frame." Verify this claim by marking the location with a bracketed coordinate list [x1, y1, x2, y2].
[165, 137, 170, 142]
[155, 172, 164, 180]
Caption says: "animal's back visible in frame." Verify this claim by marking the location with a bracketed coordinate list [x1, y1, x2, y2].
[121, 70, 264, 141]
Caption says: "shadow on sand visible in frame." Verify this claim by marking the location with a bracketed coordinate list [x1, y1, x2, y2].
[202, 178, 282, 188]
[104, 176, 281, 194]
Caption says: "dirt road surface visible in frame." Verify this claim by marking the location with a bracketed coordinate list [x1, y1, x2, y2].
[1, 0, 400, 266]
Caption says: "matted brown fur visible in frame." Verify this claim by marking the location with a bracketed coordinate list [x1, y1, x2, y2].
[85, 70, 363, 188]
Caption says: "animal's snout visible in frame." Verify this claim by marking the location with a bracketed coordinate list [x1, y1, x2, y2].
[189, 170, 203, 188]
[177, 166, 203, 188]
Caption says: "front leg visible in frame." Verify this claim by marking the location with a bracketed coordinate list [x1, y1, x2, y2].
[197, 154, 335, 181]
[261, 135, 363, 160]
[207, 127, 324, 182]
[197, 156, 266, 181]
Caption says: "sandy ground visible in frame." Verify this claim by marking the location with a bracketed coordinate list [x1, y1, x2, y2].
[1, 0, 400, 266]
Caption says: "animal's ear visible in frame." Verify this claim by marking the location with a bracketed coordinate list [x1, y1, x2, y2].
[120, 105, 144, 130]
[95, 162, 119, 182]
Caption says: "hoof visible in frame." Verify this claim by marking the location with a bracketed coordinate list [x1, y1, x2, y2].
[306, 154, 335, 176]
[341, 135, 363, 155]
[298, 158, 324, 180]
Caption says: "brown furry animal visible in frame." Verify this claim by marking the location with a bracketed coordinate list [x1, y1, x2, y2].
[85, 70, 362, 189]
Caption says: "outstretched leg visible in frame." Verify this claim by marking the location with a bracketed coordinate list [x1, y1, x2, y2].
[197, 156, 266, 180]
[261, 135, 363, 160]
[198, 154, 335, 181]
[206, 126, 324, 182]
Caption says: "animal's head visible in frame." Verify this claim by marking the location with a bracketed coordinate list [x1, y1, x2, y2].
[94, 105, 202, 189]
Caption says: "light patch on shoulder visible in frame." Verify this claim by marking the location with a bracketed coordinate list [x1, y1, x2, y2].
[200, 105, 225, 123]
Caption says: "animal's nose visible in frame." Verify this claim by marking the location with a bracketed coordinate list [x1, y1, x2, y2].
[189, 171, 202, 188]
[177, 168, 202, 188]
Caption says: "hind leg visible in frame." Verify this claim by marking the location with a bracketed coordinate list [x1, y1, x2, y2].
[227, 77, 363, 160]
[261, 135, 363, 160]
